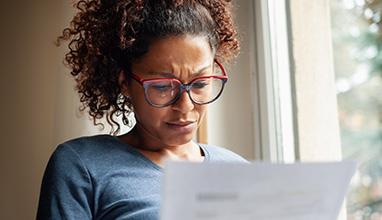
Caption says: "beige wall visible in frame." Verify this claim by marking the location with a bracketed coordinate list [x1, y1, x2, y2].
[287, 1, 344, 218]
[288, 0, 342, 161]
[0, 1, 92, 219]
[0, 1, 255, 219]
[207, 0, 255, 159]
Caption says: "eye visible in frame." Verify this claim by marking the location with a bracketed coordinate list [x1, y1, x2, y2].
[192, 79, 210, 89]
[151, 83, 173, 92]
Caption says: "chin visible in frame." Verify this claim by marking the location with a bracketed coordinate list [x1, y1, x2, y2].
[165, 133, 195, 146]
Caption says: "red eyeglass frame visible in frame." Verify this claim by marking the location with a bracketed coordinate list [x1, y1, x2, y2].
[127, 59, 228, 107]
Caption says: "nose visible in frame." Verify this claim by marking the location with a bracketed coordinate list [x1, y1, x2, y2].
[171, 90, 194, 113]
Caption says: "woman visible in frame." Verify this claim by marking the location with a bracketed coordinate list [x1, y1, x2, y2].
[37, 0, 246, 219]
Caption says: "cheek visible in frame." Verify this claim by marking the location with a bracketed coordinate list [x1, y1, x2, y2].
[129, 85, 148, 113]
[196, 106, 208, 123]
[131, 95, 168, 125]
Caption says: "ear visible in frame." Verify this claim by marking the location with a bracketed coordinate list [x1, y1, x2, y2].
[118, 70, 130, 96]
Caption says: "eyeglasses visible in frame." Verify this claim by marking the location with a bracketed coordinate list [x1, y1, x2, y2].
[128, 60, 228, 108]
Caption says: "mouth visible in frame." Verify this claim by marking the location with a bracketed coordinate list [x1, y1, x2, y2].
[165, 120, 197, 133]
[167, 120, 195, 126]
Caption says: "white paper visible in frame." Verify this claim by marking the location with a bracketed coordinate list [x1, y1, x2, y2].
[160, 161, 356, 220]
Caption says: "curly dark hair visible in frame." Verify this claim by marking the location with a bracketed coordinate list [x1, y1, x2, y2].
[57, 0, 240, 134]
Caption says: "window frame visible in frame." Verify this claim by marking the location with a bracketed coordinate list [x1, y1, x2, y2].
[251, 0, 297, 162]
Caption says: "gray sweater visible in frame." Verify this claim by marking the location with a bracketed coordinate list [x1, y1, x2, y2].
[37, 135, 247, 220]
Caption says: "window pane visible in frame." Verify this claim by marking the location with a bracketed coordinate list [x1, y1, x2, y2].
[330, 0, 382, 219]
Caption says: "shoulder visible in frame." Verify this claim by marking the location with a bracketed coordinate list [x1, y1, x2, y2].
[37, 136, 116, 219]
[49, 135, 139, 174]
[56, 134, 127, 160]
[60, 134, 119, 152]
[46, 135, 114, 172]
[200, 144, 248, 163]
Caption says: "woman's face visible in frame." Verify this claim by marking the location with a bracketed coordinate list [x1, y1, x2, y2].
[124, 35, 215, 148]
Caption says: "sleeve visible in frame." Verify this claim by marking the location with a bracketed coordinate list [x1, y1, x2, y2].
[36, 144, 94, 220]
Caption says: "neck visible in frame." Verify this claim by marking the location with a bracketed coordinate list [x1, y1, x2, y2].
[118, 125, 204, 166]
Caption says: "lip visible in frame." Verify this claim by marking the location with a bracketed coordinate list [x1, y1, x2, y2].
[165, 120, 197, 133]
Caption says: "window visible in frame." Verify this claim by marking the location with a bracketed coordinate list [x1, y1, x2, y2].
[331, 0, 382, 219]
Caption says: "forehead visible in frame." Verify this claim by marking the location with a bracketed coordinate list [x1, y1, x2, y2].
[132, 35, 214, 72]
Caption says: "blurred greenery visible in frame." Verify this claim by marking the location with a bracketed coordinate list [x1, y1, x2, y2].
[330, 0, 382, 219]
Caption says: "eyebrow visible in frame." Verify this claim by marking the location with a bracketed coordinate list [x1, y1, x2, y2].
[193, 65, 212, 76]
[146, 64, 212, 78]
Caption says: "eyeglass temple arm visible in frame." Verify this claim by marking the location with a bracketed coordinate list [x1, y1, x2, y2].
[214, 59, 227, 77]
